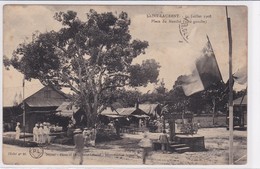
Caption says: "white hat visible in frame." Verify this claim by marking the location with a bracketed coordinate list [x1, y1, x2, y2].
[17, 122, 20, 125]
[73, 128, 82, 134]
[40, 123, 43, 127]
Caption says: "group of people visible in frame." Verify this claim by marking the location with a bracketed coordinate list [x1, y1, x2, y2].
[139, 130, 169, 164]
[82, 127, 96, 147]
[107, 119, 120, 136]
[71, 125, 169, 165]
[33, 122, 51, 144]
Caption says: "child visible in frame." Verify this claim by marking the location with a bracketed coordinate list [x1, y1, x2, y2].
[159, 130, 169, 152]
[138, 132, 152, 164]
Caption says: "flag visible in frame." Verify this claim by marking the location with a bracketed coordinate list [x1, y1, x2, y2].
[233, 66, 247, 85]
[180, 36, 223, 96]
[221, 67, 247, 99]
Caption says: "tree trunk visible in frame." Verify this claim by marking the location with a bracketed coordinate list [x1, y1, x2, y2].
[212, 98, 216, 126]
[169, 119, 175, 142]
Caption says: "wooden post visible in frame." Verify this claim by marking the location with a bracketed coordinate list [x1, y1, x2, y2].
[226, 6, 234, 165]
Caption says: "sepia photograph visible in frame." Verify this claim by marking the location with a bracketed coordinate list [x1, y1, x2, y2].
[2, 4, 247, 165]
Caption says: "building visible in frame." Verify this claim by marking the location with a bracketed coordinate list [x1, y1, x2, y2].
[138, 103, 162, 118]
[16, 86, 68, 132]
[56, 101, 87, 128]
[232, 95, 247, 128]
[100, 104, 150, 127]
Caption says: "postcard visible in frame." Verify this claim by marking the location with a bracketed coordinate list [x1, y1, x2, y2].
[2, 4, 247, 165]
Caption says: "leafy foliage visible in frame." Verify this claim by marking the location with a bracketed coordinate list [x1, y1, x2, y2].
[7, 10, 160, 127]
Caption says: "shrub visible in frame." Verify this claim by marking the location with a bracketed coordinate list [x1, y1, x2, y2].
[3, 137, 38, 147]
[180, 123, 199, 134]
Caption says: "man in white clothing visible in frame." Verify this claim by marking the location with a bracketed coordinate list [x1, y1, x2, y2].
[15, 122, 21, 140]
[38, 123, 44, 144]
[33, 123, 39, 143]
[43, 123, 50, 144]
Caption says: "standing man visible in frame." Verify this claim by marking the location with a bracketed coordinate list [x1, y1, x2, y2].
[90, 127, 97, 147]
[33, 123, 39, 143]
[38, 123, 44, 144]
[114, 119, 120, 137]
[73, 128, 84, 165]
[138, 131, 152, 164]
[15, 122, 21, 140]
[43, 123, 50, 144]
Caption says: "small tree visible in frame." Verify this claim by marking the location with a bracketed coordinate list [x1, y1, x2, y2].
[7, 10, 160, 127]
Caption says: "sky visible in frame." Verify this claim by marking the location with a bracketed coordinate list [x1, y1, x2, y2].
[3, 5, 247, 106]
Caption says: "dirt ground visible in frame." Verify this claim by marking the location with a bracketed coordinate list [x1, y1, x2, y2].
[2, 127, 247, 165]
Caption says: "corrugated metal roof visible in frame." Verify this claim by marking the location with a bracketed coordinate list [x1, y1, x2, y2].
[138, 104, 159, 115]
[101, 107, 136, 116]
[132, 114, 150, 118]
[100, 108, 118, 115]
[25, 98, 65, 107]
[234, 95, 247, 105]
[101, 105, 157, 117]
[3, 84, 44, 107]
[117, 107, 136, 116]
[104, 114, 123, 118]
[56, 102, 80, 117]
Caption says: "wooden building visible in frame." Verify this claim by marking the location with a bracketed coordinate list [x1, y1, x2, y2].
[232, 95, 247, 128]
[16, 86, 68, 132]
[56, 101, 87, 128]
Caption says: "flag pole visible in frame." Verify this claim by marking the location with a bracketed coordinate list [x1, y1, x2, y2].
[226, 6, 234, 165]
[23, 76, 26, 144]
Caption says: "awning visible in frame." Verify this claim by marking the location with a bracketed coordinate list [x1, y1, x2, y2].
[56, 102, 80, 117]
[132, 114, 150, 118]
[234, 95, 247, 106]
[103, 114, 123, 118]
[56, 111, 73, 117]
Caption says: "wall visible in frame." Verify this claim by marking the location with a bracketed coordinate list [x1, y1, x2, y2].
[193, 114, 227, 128]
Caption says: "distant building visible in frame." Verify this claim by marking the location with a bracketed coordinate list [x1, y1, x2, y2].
[14, 86, 68, 132]
[100, 103, 152, 126]
[232, 95, 247, 128]
[56, 101, 87, 128]
[138, 104, 162, 118]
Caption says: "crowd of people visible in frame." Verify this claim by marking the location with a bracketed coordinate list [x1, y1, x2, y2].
[32, 122, 51, 144]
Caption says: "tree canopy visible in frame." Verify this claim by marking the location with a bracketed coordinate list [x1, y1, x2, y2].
[7, 10, 160, 127]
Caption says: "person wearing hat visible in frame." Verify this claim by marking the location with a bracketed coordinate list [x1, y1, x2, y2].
[15, 122, 21, 140]
[73, 128, 84, 165]
[43, 123, 50, 144]
[38, 123, 44, 144]
[33, 123, 39, 142]
[83, 128, 90, 146]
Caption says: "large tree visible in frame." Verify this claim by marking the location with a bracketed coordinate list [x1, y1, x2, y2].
[7, 10, 160, 127]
